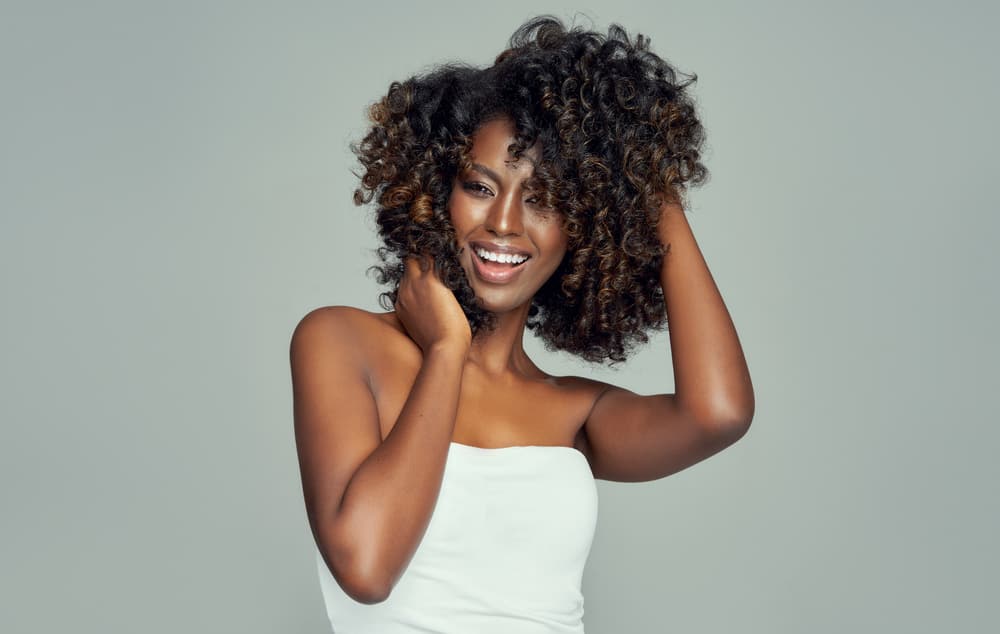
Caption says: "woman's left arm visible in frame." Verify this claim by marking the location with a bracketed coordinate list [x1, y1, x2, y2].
[578, 202, 755, 482]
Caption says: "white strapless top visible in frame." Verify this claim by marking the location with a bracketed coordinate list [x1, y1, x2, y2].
[317, 441, 599, 633]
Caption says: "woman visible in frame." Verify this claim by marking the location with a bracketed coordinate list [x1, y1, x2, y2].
[291, 16, 754, 633]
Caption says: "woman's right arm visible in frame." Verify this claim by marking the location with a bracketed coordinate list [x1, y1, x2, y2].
[290, 259, 471, 605]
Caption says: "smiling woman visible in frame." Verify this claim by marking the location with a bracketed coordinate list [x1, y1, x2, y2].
[449, 117, 569, 313]
[350, 17, 710, 363]
[291, 14, 754, 634]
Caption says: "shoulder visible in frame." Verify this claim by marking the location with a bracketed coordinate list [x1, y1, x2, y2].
[290, 306, 408, 368]
[537, 373, 619, 444]
[546, 374, 614, 403]
[291, 305, 405, 343]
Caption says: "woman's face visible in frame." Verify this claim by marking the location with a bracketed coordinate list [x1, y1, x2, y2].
[448, 117, 569, 315]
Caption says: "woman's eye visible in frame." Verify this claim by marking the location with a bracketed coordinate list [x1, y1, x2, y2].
[462, 182, 493, 196]
[525, 194, 552, 211]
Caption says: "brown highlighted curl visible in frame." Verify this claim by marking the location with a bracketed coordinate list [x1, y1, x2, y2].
[352, 16, 709, 364]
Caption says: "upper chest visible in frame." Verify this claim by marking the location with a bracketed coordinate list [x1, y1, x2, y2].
[365, 324, 597, 448]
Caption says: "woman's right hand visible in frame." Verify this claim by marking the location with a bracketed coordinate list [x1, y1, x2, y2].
[394, 255, 472, 355]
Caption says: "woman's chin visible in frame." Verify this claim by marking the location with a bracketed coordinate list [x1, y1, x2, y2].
[470, 291, 530, 316]
[461, 265, 533, 315]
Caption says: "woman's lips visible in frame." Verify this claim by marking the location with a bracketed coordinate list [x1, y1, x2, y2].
[470, 247, 530, 284]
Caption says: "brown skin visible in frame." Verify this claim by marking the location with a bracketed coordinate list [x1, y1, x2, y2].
[449, 119, 569, 323]
[290, 118, 754, 604]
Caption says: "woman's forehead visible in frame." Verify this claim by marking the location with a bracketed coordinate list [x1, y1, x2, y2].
[466, 118, 541, 177]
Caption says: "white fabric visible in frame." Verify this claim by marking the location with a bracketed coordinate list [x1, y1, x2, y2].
[317, 441, 599, 633]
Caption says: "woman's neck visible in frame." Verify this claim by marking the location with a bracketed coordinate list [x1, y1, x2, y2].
[465, 303, 538, 378]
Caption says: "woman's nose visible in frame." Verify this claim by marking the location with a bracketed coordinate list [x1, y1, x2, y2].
[484, 194, 524, 237]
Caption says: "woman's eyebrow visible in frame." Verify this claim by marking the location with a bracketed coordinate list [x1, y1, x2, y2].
[470, 161, 537, 184]
[470, 162, 502, 183]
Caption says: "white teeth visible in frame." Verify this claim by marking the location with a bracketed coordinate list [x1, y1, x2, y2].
[475, 247, 528, 265]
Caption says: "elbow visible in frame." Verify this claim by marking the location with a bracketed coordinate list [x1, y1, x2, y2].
[723, 414, 753, 445]
[325, 552, 394, 604]
[337, 571, 393, 605]
[680, 383, 755, 445]
[715, 412, 753, 446]
[696, 406, 753, 448]
[701, 391, 755, 447]
[318, 533, 395, 604]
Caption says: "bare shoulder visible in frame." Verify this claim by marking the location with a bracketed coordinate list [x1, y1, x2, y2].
[291, 306, 402, 358]
[529, 373, 619, 449]
[291, 305, 394, 338]
[547, 373, 617, 405]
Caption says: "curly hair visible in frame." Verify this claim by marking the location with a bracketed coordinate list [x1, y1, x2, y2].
[352, 16, 709, 363]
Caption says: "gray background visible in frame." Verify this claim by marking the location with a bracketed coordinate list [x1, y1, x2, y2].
[2, 0, 997, 632]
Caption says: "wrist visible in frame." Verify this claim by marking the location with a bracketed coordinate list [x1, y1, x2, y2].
[426, 339, 470, 362]
[656, 201, 690, 248]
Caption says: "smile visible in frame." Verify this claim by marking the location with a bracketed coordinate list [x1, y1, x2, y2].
[474, 247, 529, 265]
[470, 247, 531, 284]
